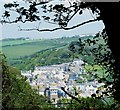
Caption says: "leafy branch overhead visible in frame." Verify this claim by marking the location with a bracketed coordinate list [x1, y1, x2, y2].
[1, 1, 101, 31]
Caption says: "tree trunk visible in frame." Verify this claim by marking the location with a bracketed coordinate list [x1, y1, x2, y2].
[96, 3, 120, 102]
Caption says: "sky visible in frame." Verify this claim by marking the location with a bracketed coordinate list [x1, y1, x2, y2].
[0, 0, 105, 39]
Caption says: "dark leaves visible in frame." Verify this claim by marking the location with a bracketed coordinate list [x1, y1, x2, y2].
[53, 4, 64, 12]
[79, 2, 89, 9]
[3, 11, 10, 18]
[43, 10, 47, 13]
[22, 9, 27, 15]
[59, 22, 67, 27]
[35, 15, 40, 20]
[91, 94, 96, 98]
[54, 14, 58, 17]
[29, 14, 40, 21]
[29, 5, 38, 13]
[33, 15, 40, 21]
[79, 10, 83, 15]
[69, 43, 76, 53]
[90, 5, 96, 14]
[4, 2, 19, 10]
[43, 16, 50, 21]
[41, 5, 47, 9]
[17, 16, 22, 21]
[19, 7, 24, 11]
[4, 3, 16, 8]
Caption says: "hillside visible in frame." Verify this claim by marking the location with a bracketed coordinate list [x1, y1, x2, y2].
[1, 36, 81, 58]
[1, 36, 79, 70]
[1, 35, 94, 70]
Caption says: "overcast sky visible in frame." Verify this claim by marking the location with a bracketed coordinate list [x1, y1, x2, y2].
[0, 0, 105, 39]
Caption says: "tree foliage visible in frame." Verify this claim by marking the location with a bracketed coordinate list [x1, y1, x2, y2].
[60, 97, 112, 110]
[1, 53, 48, 110]
[69, 30, 114, 96]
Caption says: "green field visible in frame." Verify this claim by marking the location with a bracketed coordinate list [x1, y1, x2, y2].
[1, 37, 80, 59]
[1, 39, 39, 46]
[1, 36, 97, 70]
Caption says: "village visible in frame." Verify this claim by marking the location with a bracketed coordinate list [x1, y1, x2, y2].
[21, 59, 104, 104]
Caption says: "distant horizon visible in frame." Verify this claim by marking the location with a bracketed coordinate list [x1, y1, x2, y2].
[1, 33, 96, 40]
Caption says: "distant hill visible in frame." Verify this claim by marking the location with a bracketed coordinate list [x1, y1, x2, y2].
[1, 35, 94, 70]
[1, 37, 30, 41]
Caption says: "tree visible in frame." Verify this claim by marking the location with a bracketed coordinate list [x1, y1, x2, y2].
[94, 3, 120, 103]
[0, 0, 120, 103]
[1, 53, 48, 109]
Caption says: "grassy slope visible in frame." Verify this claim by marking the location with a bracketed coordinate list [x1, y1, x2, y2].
[1, 37, 81, 69]
[1, 37, 79, 59]
[13, 47, 73, 70]
[1, 39, 39, 46]
[1, 36, 95, 70]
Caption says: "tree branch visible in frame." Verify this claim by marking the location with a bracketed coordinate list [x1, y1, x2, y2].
[61, 87, 81, 103]
[62, 18, 99, 30]
[18, 26, 61, 32]
[67, 3, 81, 23]
[19, 18, 99, 32]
